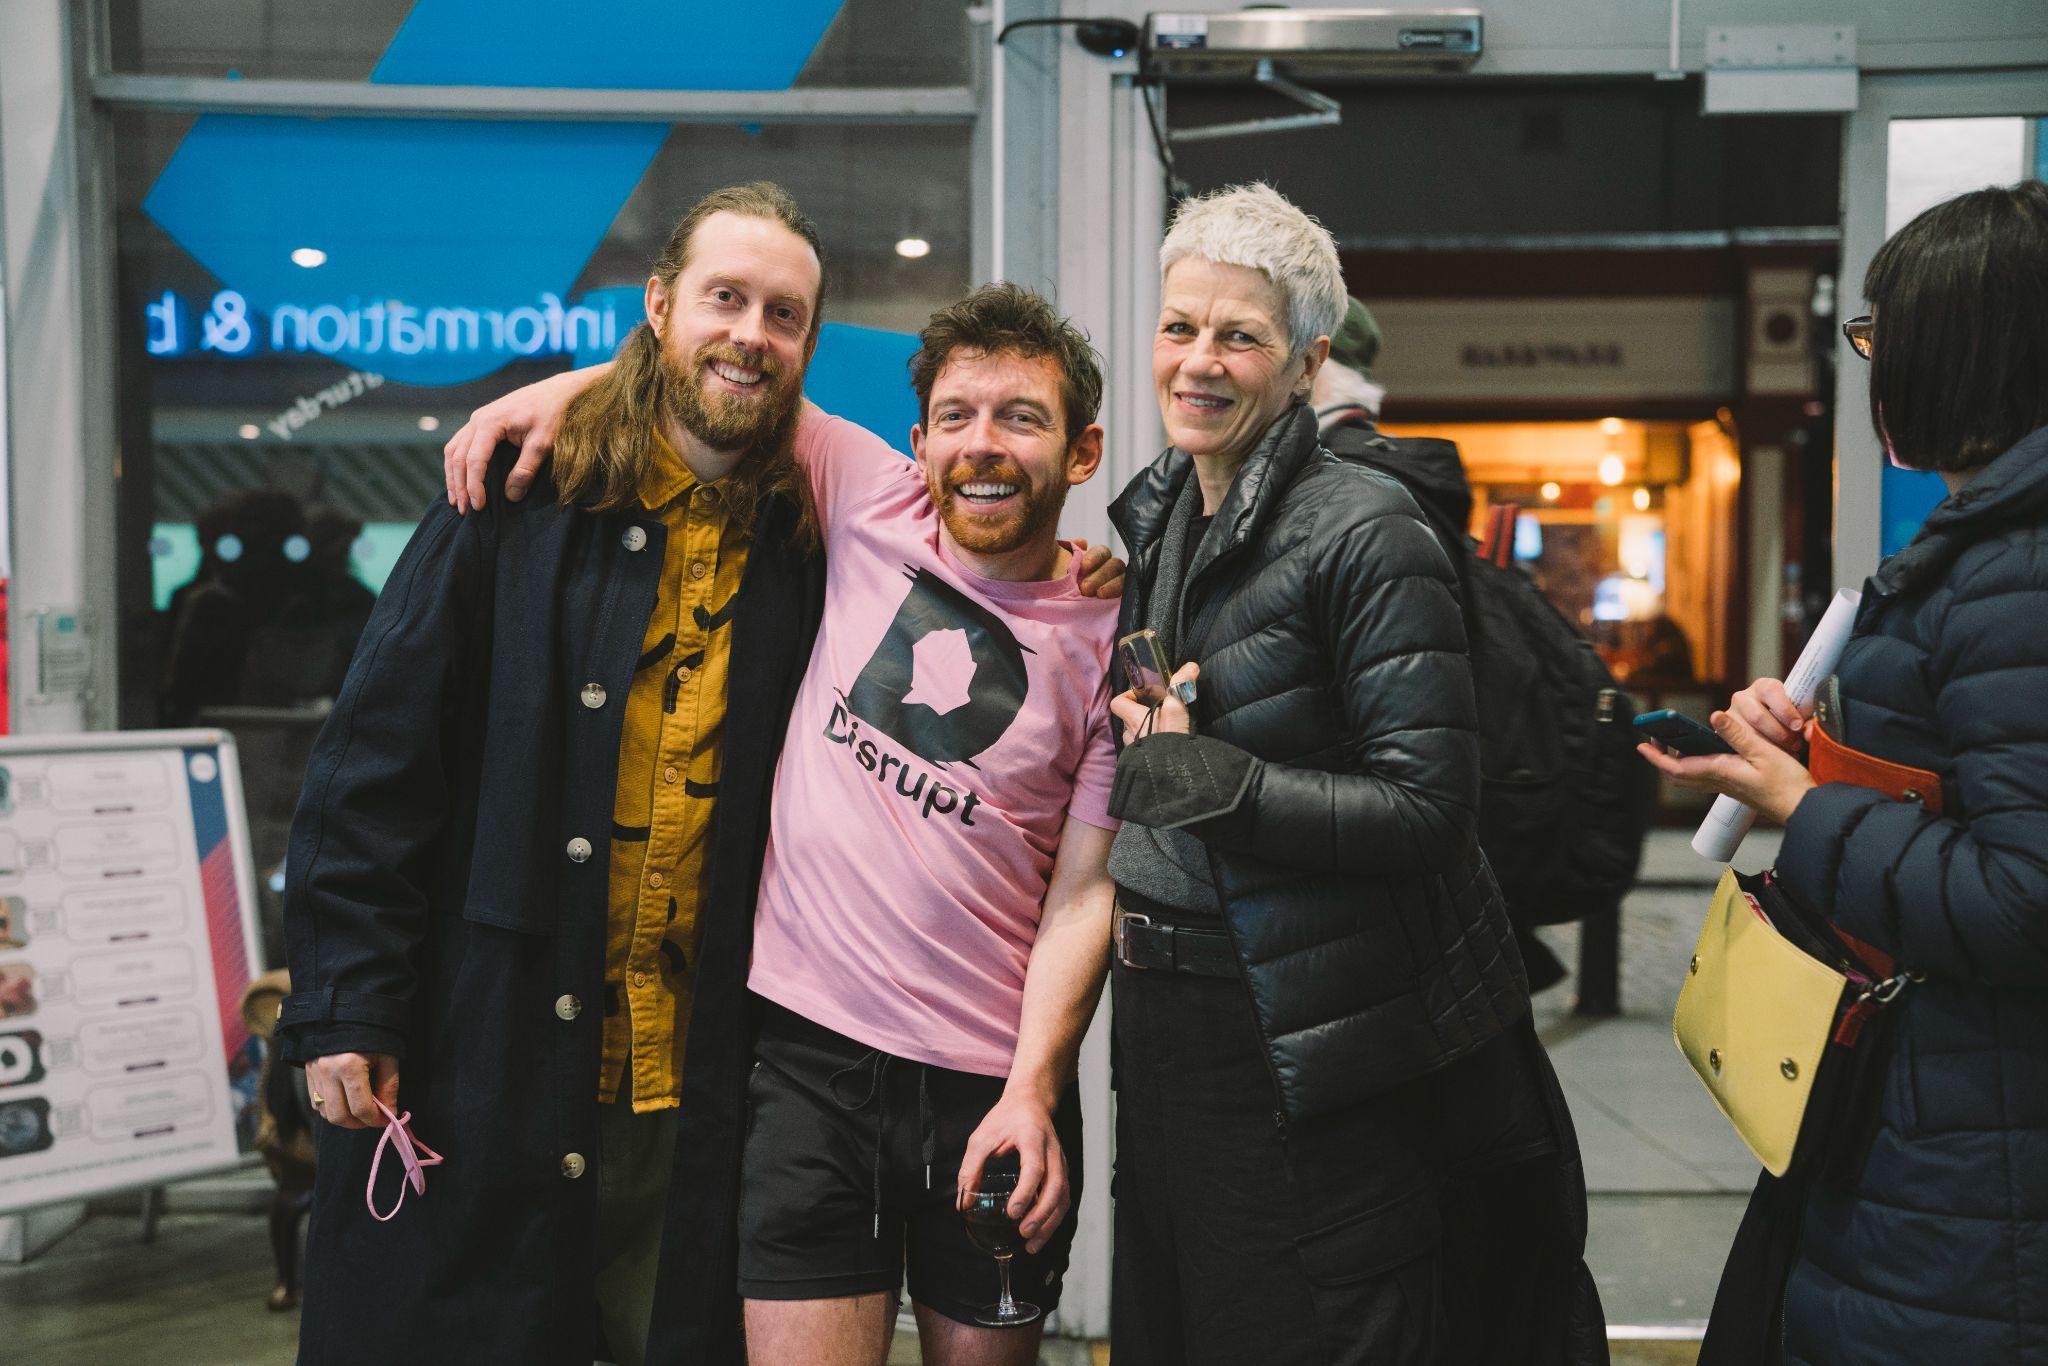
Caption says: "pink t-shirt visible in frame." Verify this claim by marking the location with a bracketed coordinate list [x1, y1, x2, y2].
[747, 408, 1120, 1077]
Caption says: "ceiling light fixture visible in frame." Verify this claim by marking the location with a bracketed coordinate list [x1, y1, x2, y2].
[1540, 481, 1562, 502]
[418, 415, 442, 432]
[895, 238, 932, 260]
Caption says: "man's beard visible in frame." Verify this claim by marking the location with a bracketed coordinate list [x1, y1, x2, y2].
[931, 458, 1070, 557]
[662, 340, 802, 454]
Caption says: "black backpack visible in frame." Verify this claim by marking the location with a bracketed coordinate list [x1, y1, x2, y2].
[1330, 423, 1652, 926]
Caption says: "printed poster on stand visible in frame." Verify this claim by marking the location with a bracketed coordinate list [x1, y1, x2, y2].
[0, 730, 264, 1213]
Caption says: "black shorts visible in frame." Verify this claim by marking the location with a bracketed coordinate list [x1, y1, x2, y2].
[736, 998, 1083, 1326]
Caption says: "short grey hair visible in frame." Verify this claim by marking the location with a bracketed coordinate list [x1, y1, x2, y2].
[1158, 183, 1347, 356]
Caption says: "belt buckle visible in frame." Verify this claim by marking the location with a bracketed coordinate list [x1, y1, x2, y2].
[1114, 908, 1154, 969]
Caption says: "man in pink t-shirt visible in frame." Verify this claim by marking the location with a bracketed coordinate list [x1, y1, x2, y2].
[447, 280, 1118, 1364]
[749, 391, 1117, 1075]
[734, 286, 1118, 1364]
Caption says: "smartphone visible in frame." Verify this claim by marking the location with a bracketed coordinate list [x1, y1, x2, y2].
[1118, 629, 1170, 707]
[1117, 629, 1197, 707]
[1633, 709, 1734, 757]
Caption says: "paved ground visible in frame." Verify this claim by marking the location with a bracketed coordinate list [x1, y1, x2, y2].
[1, 833, 1765, 1362]
[0, 1206, 1716, 1364]
[1534, 829, 1779, 1337]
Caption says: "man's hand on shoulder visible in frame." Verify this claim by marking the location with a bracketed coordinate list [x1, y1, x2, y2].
[1075, 542, 1126, 600]
[442, 362, 610, 513]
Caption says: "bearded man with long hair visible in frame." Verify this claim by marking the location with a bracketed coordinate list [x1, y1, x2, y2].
[277, 183, 829, 1366]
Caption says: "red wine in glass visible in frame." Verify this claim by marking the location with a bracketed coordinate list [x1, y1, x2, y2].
[964, 1169, 1040, 1327]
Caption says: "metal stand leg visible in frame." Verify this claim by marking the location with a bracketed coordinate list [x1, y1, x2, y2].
[1573, 902, 1622, 1017]
[138, 1184, 164, 1245]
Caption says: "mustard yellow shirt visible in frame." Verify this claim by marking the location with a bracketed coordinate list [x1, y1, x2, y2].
[600, 429, 748, 1111]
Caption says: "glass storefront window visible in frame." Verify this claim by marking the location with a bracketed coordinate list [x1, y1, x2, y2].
[115, 109, 972, 725]
[112, 98, 973, 945]
[108, 0, 970, 88]
[1387, 418, 1743, 688]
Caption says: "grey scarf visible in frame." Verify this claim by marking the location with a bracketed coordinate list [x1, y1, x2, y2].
[1106, 466, 1222, 914]
[1146, 471, 1209, 685]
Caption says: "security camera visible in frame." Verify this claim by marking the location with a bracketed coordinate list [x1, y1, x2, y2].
[1077, 20, 1141, 59]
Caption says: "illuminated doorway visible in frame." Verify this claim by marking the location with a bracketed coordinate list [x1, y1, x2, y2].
[1388, 417, 1743, 690]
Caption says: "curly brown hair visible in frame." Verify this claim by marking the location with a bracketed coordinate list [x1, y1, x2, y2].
[909, 283, 1104, 441]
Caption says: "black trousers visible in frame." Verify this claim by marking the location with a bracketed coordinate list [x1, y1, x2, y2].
[1109, 959, 1446, 1366]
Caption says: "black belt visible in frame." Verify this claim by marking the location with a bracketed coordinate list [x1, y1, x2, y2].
[1114, 902, 1238, 978]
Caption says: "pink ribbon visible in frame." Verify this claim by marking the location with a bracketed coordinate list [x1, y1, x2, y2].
[366, 1097, 445, 1222]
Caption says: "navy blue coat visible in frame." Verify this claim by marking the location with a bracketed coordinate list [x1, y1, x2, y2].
[1774, 425, 2048, 1363]
[277, 449, 822, 1365]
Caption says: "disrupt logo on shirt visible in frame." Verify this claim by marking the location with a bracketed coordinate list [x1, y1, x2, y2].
[847, 568, 1030, 762]
[820, 567, 1032, 825]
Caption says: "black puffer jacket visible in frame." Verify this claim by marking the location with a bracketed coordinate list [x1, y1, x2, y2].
[1107, 404, 1530, 1121]
[1772, 425, 2048, 1363]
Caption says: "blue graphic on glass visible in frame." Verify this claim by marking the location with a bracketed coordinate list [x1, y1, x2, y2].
[142, 0, 853, 387]
[373, 0, 846, 91]
[804, 325, 925, 454]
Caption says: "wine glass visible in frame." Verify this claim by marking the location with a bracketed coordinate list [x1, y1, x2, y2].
[963, 1168, 1040, 1327]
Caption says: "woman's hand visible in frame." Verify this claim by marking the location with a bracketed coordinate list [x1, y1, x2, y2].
[441, 362, 610, 512]
[1109, 663, 1199, 745]
[1638, 705, 1816, 826]
[1727, 676, 1810, 755]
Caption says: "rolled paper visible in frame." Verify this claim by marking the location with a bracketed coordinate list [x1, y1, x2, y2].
[1690, 588, 1863, 863]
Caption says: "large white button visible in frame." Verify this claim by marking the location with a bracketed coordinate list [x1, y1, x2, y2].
[561, 1152, 587, 1179]
[566, 837, 592, 863]
[554, 994, 581, 1021]
[622, 526, 648, 552]
[580, 683, 606, 709]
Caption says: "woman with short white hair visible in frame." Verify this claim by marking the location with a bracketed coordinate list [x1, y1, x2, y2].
[1103, 183, 1600, 1364]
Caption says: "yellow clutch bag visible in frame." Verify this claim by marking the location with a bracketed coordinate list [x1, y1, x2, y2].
[1672, 869, 1855, 1177]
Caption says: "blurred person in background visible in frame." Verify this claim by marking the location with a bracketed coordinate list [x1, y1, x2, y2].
[301, 504, 377, 646]
[1310, 294, 1385, 432]
[1642, 179, 2048, 1365]
[1313, 295, 1651, 998]
[162, 496, 239, 644]
[161, 487, 310, 721]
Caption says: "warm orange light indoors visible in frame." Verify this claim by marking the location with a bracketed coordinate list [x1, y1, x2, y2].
[1383, 419, 1673, 487]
